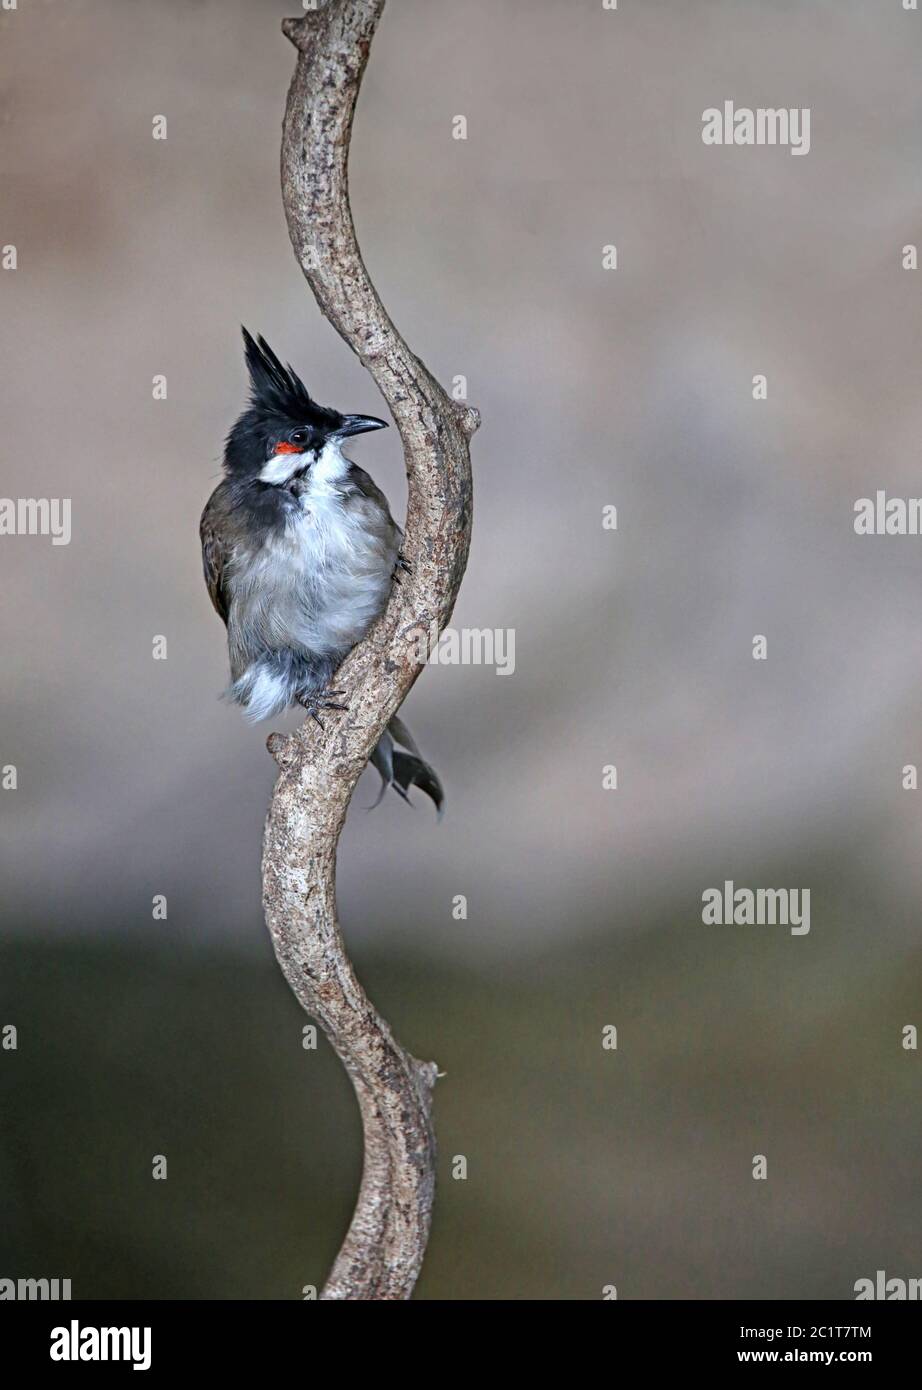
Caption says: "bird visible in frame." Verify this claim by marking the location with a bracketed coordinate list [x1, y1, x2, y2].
[200, 328, 443, 814]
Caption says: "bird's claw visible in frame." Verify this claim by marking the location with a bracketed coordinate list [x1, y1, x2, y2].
[393, 553, 413, 585]
[297, 688, 349, 731]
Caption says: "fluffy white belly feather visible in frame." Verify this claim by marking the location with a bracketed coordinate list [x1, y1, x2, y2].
[230, 482, 397, 665]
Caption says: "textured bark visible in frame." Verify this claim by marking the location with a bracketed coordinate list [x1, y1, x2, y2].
[262, 0, 479, 1301]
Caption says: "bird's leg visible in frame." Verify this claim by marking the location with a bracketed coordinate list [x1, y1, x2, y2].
[393, 552, 413, 585]
[297, 687, 349, 731]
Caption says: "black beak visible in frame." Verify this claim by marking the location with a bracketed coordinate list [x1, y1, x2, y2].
[338, 413, 389, 438]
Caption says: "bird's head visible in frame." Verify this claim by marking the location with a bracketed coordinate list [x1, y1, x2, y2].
[224, 328, 388, 485]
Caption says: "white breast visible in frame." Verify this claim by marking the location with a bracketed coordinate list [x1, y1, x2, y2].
[232, 443, 398, 664]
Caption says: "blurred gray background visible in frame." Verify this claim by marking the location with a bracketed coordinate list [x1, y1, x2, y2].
[2, 0, 921, 1298]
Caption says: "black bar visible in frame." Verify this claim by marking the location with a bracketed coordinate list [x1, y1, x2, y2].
[1, 1299, 916, 1375]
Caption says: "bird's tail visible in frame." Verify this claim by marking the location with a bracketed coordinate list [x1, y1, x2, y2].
[369, 713, 444, 818]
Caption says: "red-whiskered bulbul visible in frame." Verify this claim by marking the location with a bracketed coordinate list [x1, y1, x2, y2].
[200, 329, 443, 813]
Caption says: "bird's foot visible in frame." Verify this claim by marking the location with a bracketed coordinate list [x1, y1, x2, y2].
[297, 688, 348, 731]
[393, 553, 413, 584]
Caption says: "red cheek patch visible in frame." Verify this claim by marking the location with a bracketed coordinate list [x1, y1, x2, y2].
[275, 441, 301, 455]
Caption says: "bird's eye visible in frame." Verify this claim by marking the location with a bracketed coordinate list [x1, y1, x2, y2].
[290, 428, 308, 445]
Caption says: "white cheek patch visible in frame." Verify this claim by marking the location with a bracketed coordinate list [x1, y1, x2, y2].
[259, 449, 313, 485]
[311, 438, 349, 487]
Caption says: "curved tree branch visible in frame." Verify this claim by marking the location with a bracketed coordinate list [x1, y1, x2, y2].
[261, 0, 479, 1301]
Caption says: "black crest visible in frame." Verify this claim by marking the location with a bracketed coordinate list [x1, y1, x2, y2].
[241, 327, 317, 419]
[224, 329, 343, 476]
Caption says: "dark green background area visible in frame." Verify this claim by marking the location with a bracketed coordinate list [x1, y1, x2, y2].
[3, 865, 919, 1300]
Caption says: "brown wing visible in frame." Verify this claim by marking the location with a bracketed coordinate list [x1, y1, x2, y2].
[199, 488, 231, 625]
[347, 464, 402, 538]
